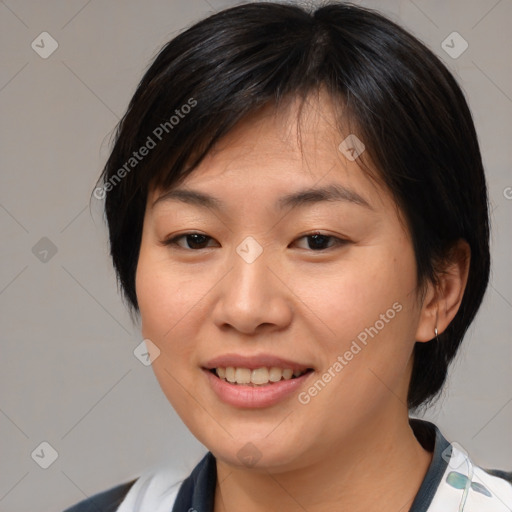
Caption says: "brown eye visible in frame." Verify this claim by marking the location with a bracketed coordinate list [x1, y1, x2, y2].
[163, 233, 217, 250]
[293, 233, 348, 251]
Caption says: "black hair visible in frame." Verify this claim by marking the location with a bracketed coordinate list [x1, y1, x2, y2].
[96, 1, 490, 411]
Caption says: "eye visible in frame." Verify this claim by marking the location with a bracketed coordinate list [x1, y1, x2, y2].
[162, 232, 218, 250]
[292, 232, 348, 251]
[162, 231, 348, 251]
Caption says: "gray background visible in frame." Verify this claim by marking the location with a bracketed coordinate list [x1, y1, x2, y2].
[0, 0, 510, 511]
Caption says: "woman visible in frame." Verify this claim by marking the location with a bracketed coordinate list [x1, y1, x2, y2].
[65, 2, 511, 511]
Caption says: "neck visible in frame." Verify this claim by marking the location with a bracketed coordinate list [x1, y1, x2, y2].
[213, 411, 433, 512]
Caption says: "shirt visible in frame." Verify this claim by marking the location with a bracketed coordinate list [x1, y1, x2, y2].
[63, 418, 512, 511]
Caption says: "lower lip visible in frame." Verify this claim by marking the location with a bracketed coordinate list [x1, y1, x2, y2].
[203, 369, 313, 408]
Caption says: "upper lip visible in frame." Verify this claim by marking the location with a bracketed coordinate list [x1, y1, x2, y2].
[203, 353, 314, 372]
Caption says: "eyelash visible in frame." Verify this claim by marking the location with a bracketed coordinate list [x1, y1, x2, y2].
[161, 232, 349, 252]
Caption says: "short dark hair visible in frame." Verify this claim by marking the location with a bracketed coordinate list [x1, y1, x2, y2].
[96, 1, 490, 411]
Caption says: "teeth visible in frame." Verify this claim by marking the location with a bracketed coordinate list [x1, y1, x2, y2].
[214, 366, 307, 385]
[282, 368, 293, 380]
[269, 367, 283, 382]
[235, 368, 251, 384]
[225, 367, 236, 383]
[251, 367, 269, 385]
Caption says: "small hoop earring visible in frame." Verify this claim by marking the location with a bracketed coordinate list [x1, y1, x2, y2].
[434, 326, 439, 339]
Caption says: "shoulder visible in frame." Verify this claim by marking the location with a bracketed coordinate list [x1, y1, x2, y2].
[409, 419, 512, 510]
[467, 465, 512, 511]
[483, 468, 512, 485]
[62, 479, 137, 512]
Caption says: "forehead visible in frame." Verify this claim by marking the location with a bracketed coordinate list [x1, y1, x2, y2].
[191, 90, 353, 173]
[149, 89, 389, 212]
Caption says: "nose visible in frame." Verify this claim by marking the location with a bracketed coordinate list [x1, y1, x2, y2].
[211, 241, 293, 335]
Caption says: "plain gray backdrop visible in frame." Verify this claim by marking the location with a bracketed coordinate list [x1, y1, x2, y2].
[1, 0, 511, 511]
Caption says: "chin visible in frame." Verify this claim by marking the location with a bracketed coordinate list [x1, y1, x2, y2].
[203, 429, 311, 473]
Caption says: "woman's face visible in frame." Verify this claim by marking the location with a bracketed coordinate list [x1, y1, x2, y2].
[136, 93, 431, 471]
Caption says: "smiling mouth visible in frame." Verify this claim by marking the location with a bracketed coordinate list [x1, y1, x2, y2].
[209, 367, 314, 386]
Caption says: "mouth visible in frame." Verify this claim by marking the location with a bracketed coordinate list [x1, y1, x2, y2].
[203, 365, 315, 408]
[207, 366, 314, 386]
[202, 354, 315, 407]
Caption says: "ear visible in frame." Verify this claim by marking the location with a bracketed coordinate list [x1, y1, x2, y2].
[415, 239, 471, 342]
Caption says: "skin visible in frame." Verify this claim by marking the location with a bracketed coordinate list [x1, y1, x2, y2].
[135, 89, 470, 512]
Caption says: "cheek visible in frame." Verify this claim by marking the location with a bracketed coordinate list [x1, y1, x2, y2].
[298, 240, 417, 342]
[135, 248, 199, 383]
[135, 247, 207, 421]
[294, 236, 420, 403]
[136, 245, 203, 338]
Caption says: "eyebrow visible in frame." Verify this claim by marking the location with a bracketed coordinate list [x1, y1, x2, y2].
[152, 183, 373, 212]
